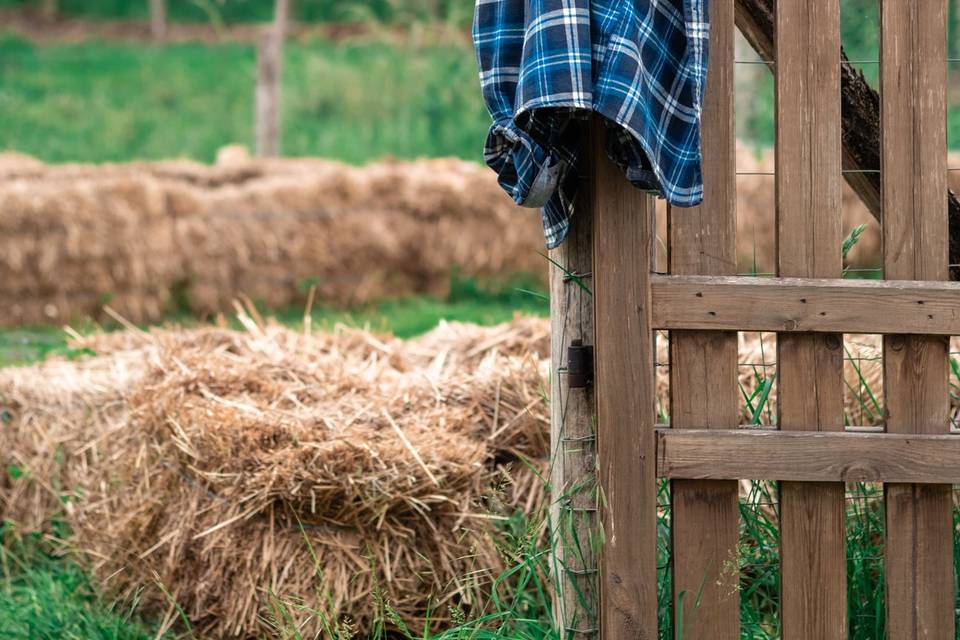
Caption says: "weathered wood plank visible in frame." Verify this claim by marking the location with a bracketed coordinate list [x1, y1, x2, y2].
[549, 141, 597, 640]
[656, 429, 960, 483]
[880, 2, 954, 638]
[592, 117, 658, 639]
[774, 2, 845, 637]
[649, 275, 960, 335]
[667, 0, 740, 637]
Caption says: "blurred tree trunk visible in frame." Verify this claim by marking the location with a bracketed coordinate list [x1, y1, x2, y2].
[274, 0, 291, 38]
[954, 0, 960, 59]
[735, 0, 960, 278]
[256, 0, 291, 157]
[40, 0, 57, 20]
[150, 0, 167, 42]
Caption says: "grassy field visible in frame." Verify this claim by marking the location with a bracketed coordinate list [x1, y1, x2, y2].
[0, 0, 473, 25]
[0, 528, 164, 640]
[3, 25, 960, 165]
[0, 33, 488, 164]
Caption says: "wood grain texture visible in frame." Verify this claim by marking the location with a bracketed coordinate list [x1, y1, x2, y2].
[775, 0, 842, 282]
[656, 429, 960, 483]
[667, 1, 740, 637]
[649, 275, 960, 335]
[549, 155, 597, 639]
[880, 3, 953, 637]
[774, 2, 845, 637]
[592, 117, 658, 640]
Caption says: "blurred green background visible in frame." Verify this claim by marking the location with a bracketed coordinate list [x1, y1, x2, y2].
[1, 0, 958, 164]
[0, 35, 488, 163]
[0, 0, 474, 24]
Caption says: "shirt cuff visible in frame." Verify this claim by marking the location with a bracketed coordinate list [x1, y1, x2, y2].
[483, 119, 565, 209]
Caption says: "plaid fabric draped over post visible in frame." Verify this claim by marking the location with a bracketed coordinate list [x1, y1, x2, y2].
[473, 0, 710, 248]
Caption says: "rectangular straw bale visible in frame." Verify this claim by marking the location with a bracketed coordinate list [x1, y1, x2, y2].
[0, 318, 551, 638]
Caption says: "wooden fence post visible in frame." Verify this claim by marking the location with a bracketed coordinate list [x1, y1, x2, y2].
[592, 116, 659, 640]
[549, 150, 598, 639]
[880, 3, 954, 638]
[255, 0, 290, 157]
[150, 0, 167, 42]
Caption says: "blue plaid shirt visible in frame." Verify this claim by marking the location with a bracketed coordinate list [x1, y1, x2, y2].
[473, 0, 710, 247]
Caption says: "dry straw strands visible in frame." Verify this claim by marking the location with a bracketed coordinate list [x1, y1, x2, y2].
[1, 317, 550, 637]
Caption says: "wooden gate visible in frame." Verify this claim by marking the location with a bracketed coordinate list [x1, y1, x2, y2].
[559, 0, 960, 638]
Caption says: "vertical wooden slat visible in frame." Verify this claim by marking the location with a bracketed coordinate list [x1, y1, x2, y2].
[774, 1, 847, 639]
[593, 116, 658, 640]
[550, 151, 598, 639]
[880, 2, 954, 638]
[667, 0, 739, 638]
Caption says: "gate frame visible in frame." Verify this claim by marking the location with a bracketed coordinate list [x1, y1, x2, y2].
[562, 1, 960, 638]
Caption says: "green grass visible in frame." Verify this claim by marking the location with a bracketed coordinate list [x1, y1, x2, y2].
[3, 1, 960, 164]
[0, 33, 487, 164]
[0, 0, 473, 25]
[0, 527, 165, 640]
[0, 513, 560, 640]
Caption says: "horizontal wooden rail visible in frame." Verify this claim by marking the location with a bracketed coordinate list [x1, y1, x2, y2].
[650, 275, 960, 335]
[656, 429, 960, 483]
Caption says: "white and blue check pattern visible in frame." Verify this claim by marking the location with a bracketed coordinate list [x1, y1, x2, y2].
[473, 0, 710, 248]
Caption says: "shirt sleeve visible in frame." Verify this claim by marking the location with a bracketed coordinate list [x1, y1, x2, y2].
[473, 0, 526, 126]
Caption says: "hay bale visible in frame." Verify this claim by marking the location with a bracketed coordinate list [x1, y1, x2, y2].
[0, 154, 545, 326]
[0, 318, 550, 638]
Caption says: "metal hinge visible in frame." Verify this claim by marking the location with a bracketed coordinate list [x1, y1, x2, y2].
[566, 339, 594, 389]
